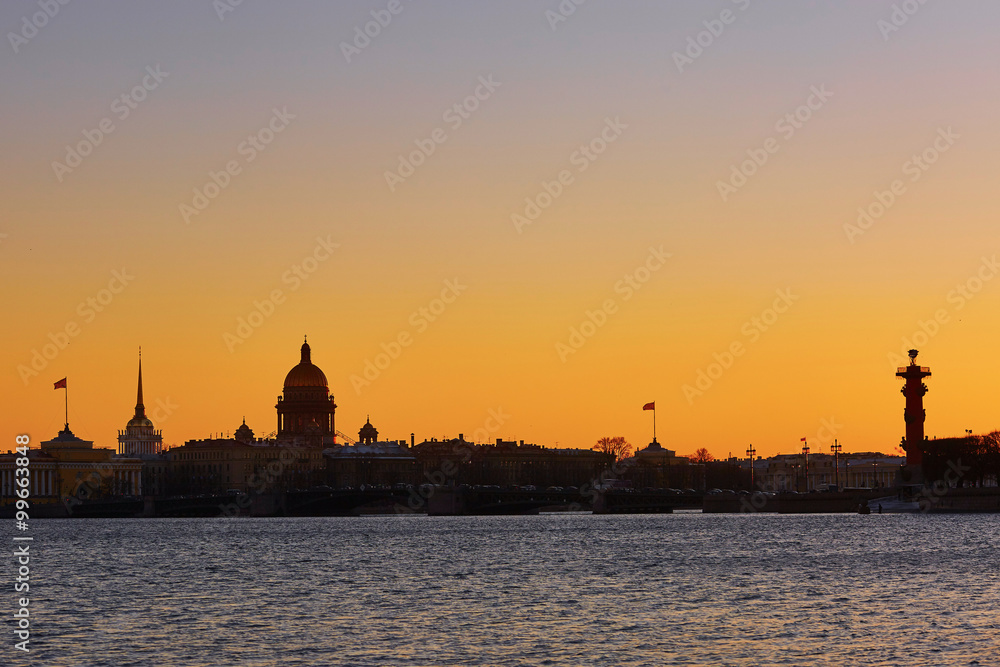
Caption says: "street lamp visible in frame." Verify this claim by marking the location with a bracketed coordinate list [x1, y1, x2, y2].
[746, 444, 756, 489]
[831, 439, 842, 491]
[801, 440, 810, 492]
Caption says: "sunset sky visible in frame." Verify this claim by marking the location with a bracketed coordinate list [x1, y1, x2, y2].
[4, 1, 1000, 458]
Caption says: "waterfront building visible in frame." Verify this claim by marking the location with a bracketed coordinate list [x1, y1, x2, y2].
[325, 419, 415, 487]
[275, 338, 336, 447]
[841, 454, 906, 489]
[168, 420, 325, 495]
[2, 354, 166, 503]
[409, 437, 614, 489]
[140, 454, 170, 497]
[166, 338, 335, 494]
[0, 424, 143, 506]
[627, 440, 704, 489]
[753, 452, 904, 492]
[475, 439, 613, 488]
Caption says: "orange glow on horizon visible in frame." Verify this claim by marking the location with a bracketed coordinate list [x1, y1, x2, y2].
[4, 2, 1000, 459]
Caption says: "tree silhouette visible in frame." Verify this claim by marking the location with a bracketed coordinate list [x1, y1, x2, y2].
[923, 431, 1000, 488]
[593, 436, 632, 461]
[691, 447, 715, 463]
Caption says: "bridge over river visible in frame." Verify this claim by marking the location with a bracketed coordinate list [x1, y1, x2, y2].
[427, 487, 704, 515]
[8, 487, 710, 518]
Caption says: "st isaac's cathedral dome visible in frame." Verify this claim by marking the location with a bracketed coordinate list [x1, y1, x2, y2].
[283, 339, 328, 388]
[276, 337, 336, 443]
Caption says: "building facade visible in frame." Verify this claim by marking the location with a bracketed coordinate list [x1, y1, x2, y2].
[167, 420, 326, 495]
[410, 437, 615, 489]
[0, 424, 143, 508]
[751, 452, 905, 492]
[626, 440, 704, 490]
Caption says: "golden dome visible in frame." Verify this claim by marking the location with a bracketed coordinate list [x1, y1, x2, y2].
[126, 415, 155, 429]
[283, 340, 328, 388]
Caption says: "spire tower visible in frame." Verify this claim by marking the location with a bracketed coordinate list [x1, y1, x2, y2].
[118, 346, 163, 456]
[134, 346, 146, 420]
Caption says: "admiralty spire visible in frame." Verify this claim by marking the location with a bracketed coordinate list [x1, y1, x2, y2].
[117, 348, 163, 456]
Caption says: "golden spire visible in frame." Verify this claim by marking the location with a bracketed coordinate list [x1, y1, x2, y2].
[134, 346, 146, 419]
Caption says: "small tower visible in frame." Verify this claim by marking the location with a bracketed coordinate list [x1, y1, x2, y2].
[358, 416, 378, 445]
[896, 349, 931, 467]
[234, 418, 254, 445]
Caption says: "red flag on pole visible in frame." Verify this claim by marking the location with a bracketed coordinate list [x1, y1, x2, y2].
[642, 402, 654, 411]
[54, 378, 67, 389]
[800, 437, 807, 441]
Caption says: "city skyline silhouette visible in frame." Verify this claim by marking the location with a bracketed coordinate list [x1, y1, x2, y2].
[5, 2, 999, 459]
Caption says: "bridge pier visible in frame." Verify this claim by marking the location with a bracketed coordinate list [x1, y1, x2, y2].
[250, 493, 281, 517]
[427, 487, 464, 516]
[592, 490, 608, 514]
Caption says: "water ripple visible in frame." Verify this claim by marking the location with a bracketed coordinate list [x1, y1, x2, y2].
[19, 513, 1000, 666]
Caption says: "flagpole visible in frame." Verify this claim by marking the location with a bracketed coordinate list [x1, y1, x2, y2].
[653, 406, 656, 444]
[65, 382, 69, 427]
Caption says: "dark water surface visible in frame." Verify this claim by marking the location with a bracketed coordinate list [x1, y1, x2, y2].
[15, 513, 1000, 666]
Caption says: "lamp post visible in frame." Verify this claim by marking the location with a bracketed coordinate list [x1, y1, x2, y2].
[746, 444, 756, 489]
[802, 440, 810, 492]
[831, 439, 842, 491]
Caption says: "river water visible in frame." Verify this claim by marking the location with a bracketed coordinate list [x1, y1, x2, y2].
[14, 513, 1000, 666]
